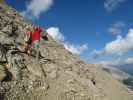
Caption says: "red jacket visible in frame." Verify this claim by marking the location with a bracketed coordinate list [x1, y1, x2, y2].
[31, 27, 43, 42]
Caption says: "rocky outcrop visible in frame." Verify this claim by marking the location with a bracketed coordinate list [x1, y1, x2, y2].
[0, 2, 132, 100]
[0, 0, 5, 4]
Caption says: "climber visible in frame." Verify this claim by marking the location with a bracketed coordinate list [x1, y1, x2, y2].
[24, 26, 33, 55]
[24, 25, 49, 61]
[31, 26, 43, 61]
[32, 26, 49, 61]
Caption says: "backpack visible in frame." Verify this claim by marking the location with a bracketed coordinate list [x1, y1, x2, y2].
[41, 31, 48, 41]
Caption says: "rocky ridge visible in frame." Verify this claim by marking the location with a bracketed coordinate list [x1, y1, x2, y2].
[0, 2, 132, 100]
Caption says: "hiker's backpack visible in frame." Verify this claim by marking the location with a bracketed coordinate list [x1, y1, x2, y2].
[41, 31, 49, 41]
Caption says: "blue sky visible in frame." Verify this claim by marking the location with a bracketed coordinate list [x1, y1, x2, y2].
[5, 0, 133, 64]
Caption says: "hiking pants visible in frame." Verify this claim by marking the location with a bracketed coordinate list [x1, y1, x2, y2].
[33, 40, 40, 62]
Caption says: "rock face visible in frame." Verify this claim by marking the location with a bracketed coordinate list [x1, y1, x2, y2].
[0, 0, 5, 4]
[0, 3, 132, 100]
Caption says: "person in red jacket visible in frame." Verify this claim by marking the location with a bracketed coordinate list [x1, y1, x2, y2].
[31, 27, 42, 43]
[31, 26, 43, 61]
[24, 26, 49, 61]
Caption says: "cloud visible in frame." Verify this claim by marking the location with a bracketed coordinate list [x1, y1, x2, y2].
[108, 21, 126, 35]
[64, 43, 88, 55]
[91, 50, 105, 59]
[125, 57, 133, 64]
[98, 57, 133, 66]
[104, 0, 128, 12]
[21, 0, 53, 19]
[93, 29, 133, 58]
[47, 27, 65, 42]
[47, 27, 88, 55]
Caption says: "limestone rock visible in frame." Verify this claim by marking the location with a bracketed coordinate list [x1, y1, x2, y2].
[0, 65, 6, 81]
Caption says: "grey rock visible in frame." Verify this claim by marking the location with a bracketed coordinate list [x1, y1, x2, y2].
[0, 64, 6, 81]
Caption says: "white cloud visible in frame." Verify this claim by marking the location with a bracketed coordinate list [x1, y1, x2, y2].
[21, 0, 53, 19]
[125, 57, 133, 64]
[105, 29, 133, 55]
[98, 56, 133, 66]
[64, 43, 88, 55]
[108, 22, 126, 35]
[104, 0, 128, 12]
[47, 27, 88, 55]
[93, 29, 133, 58]
[47, 27, 65, 42]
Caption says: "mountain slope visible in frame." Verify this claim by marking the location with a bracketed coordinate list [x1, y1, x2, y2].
[0, 3, 132, 100]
